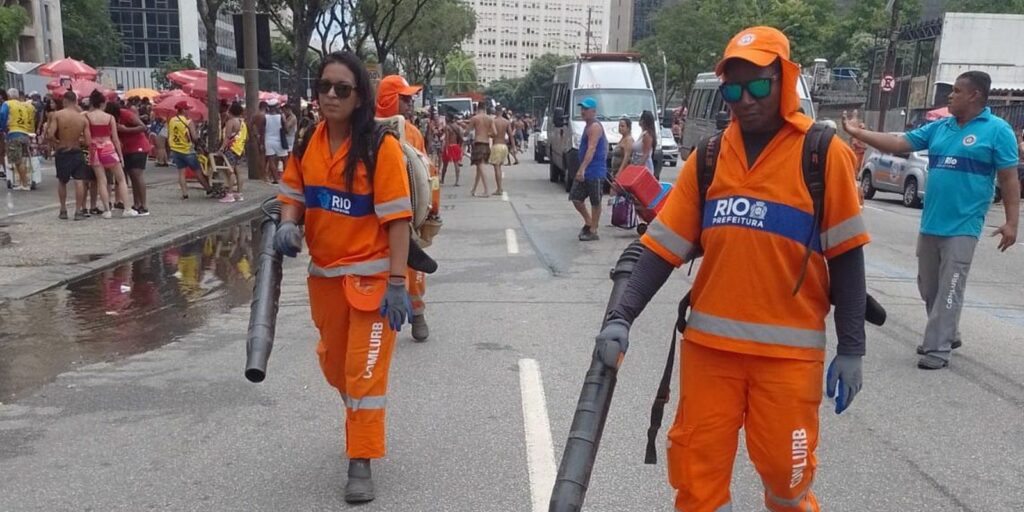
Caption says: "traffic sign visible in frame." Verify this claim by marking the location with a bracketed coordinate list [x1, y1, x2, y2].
[881, 75, 896, 92]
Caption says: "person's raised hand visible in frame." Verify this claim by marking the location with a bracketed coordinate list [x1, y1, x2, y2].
[841, 109, 863, 137]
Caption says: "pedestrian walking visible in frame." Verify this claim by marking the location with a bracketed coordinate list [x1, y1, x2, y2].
[274, 51, 415, 504]
[46, 91, 92, 220]
[468, 102, 495, 197]
[490, 109, 514, 195]
[440, 113, 463, 186]
[111, 98, 153, 216]
[282, 103, 298, 156]
[263, 99, 287, 182]
[569, 97, 607, 241]
[844, 70, 1020, 370]
[218, 101, 247, 203]
[611, 117, 634, 179]
[167, 101, 208, 200]
[2, 88, 37, 190]
[84, 90, 133, 218]
[635, 110, 657, 173]
[595, 27, 869, 512]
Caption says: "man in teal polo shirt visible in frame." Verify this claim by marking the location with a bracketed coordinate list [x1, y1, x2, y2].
[843, 71, 1020, 370]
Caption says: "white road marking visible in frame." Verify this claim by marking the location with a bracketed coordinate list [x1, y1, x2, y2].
[864, 205, 886, 212]
[518, 358, 556, 512]
[506, 228, 520, 254]
[501, 191, 509, 202]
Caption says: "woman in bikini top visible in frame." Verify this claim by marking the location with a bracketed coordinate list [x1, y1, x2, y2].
[84, 89, 132, 217]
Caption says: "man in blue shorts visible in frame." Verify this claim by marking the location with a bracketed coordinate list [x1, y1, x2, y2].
[844, 70, 1020, 369]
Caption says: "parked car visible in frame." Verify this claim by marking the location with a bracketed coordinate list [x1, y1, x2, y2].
[860, 142, 928, 208]
[533, 115, 549, 163]
[660, 127, 679, 168]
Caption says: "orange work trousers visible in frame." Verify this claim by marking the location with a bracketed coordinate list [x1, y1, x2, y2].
[667, 340, 823, 512]
[308, 274, 397, 460]
[408, 269, 426, 316]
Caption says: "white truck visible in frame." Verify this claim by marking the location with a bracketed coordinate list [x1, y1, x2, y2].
[546, 53, 660, 191]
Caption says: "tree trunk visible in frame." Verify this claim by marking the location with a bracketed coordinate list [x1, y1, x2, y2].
[289, 12, 318, 114]
[204, 18, 221, 151]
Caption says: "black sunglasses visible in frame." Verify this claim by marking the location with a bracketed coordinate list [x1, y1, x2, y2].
[316, 80, 355, 99]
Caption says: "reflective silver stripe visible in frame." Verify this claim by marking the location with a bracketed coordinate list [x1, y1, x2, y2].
[820, 214, 866, 253]
[278, 183, 305, 203]
[688, 311, 826, 349]
[308, 258, 390, 277]
[767, 489, 807, 508]
[646, 219, 694, 261]
[341, 394, 387, 411]
[375, 197, 412, 218]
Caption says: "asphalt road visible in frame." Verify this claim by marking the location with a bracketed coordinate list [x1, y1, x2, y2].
[2, 156, 1023, 511]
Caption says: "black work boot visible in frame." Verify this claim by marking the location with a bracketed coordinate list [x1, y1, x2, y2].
[344, 458, 375, 504]
[411, 314, 429, 342]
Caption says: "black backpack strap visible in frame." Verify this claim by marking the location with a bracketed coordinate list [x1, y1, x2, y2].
[291, 121, 318, 162]
[645, 291, 691, 465]
[792, 123, 835, 295]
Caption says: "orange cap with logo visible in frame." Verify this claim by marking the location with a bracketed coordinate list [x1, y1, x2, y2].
[715, 26, 812, 132]
[376, 75, 423, 118]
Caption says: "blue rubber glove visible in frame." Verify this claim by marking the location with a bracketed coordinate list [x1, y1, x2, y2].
[595, 319, 630, 368]
[273, 221, 302, 258]
[826, 354, 863, 414]
[379, 282, 412, 332]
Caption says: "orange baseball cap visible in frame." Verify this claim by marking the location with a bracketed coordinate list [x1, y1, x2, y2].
[376, 75, 422, 117]
[715, 26, 792, 75]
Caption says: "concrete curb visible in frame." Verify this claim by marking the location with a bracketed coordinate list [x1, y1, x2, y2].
[0, 200, 267, 301]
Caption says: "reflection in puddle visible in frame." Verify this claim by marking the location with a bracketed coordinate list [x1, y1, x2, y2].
[0, 218, 262, 401]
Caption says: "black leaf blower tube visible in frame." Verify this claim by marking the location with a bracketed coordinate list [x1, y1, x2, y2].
[549, 241, 646, 512]
[245, 199, 285, 383]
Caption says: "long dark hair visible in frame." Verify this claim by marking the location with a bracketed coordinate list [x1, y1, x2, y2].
[88, 89, 106, 110]
[316, 51, 376, 192]
[640, 110, 657, 148]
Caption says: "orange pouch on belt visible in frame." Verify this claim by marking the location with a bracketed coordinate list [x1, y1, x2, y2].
[342, 274, 388, 312]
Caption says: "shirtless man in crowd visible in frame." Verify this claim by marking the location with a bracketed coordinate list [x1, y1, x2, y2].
[469, 102, 495, 197]
[491, 110, 515, 196]
[46, 91, 92, 220]
[441, 113, 464, 186]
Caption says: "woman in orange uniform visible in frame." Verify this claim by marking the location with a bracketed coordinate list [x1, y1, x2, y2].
[273, 51, 413, 504]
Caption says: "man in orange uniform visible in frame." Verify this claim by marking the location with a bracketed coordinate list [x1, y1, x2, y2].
[595, 27, 870, 511]
[274, 53, 414, 503]
[376, 74, 434, 342]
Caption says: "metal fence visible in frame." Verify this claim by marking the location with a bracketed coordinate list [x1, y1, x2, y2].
[991, 104, 1024, 131]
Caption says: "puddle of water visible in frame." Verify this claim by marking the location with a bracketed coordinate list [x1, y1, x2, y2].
[0, 217, 263, 401]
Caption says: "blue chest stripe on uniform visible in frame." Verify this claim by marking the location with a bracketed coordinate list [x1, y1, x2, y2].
[702, 196, 822, 252]
[927, 154, 994, 177]
[304, 185, 375, 217]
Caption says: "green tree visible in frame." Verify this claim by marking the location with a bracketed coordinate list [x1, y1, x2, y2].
[359, 0, 434, 65]
[444, 50, 479, 94]
[0, 5, 28, 84]
[393, 0, 476, 98]
[260, 0, 330, 107]
[485, 77, 523, 110]
[513, 53, 572, 115]
[198, 0, 238, 149]
[61, 0, 122, 66]
[150, 55, 198, 90]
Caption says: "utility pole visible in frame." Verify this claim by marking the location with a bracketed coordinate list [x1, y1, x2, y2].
[585, 7, 592, 54]
[876, 0, 900, 132]
[242, 0, 262, 179]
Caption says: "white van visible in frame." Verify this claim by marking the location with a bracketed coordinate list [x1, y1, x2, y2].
[546, 53, 659, 191]
[680, 72, 816, 154]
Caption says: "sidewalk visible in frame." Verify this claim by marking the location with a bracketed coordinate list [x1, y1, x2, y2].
[0, 164, 277, 300]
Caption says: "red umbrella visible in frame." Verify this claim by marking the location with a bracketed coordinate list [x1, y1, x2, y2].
[38, 58, 98, 79]
[166, 69, 207, 87]
[153, 95, 208, 122]
[925, 106, 951, 121]
[155, 88, 189, 103]
[46, 79, 111, 100]
[182, 76, 243, 101]
[259, 91, 288, 103]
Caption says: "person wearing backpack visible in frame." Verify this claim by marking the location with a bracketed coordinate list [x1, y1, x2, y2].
[376, 74, 434, 342]
[273, 52, 414, 504]
[593, 27, 869, 512]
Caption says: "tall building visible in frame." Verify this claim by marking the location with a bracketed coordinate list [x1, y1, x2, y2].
[462, 0, 610, 85]
[12, 0, 65, 62]
[108, 0, 240, 87]
[607, 0, 632, 52]
[629, 0, 665, 44]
